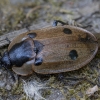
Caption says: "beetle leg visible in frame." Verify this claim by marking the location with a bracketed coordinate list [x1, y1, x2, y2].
[25, 24, 30, 31]
[53, 20, 66, 26]
[53, 20, 82, 27]
[5, 37, 11, 44]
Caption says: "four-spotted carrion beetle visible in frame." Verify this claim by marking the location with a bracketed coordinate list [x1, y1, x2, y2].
[0, 20, 98, 80]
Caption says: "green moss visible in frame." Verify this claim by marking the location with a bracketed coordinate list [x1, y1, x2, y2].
[11, 82, 23, 95]
[0, 88, 6, 95]
[48, 0, 63, 7]
[19, 95, 28, 100]
[42, 90, 51, 98]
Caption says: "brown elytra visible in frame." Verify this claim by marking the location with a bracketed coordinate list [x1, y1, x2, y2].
[8, 25, 98, 76]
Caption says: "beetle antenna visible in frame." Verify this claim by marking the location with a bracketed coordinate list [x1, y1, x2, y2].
[3, 66, 15, 82]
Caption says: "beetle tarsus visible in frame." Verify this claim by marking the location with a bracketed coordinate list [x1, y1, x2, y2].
[25, 24, 30, 32]
[53, 20, 66, 26]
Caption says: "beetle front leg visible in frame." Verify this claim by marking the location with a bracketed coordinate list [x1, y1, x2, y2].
[25, 23, 31, 32]
[53, 20, 82, 27]
[53, 20, 66, 26]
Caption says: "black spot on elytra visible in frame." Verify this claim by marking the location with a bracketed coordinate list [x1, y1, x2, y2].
[69, 50, 78, 60]
[27, 32, 37, 38]
[34, 40, 44, 54]
[34, 58, 43, 66]
[63, 28, 72, 34]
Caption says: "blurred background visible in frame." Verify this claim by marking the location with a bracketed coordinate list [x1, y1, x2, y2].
[0, 0, 100, 34]
[0, 0, 100, 100]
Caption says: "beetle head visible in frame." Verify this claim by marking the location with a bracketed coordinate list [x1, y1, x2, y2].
[0, 52, 5, 68]
[0, 51, 11, 68]
[0, 51, 15, 81]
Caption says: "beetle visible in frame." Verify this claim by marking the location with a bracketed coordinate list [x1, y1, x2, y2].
[0, 20, 98, 81]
